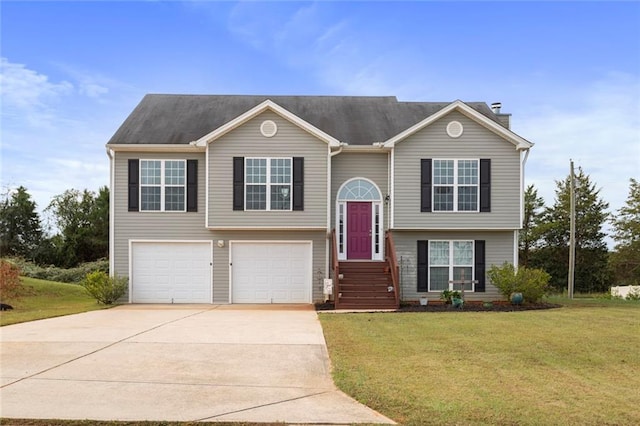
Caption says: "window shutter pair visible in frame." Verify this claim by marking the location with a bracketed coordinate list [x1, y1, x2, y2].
[416, 240, 486, 292]
[420, 159, 491, 212]
[233, 157, 304, 211]
[127, 159, 197, 212]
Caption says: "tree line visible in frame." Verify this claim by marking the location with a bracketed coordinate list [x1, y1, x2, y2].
[1, 172, 639, 291]
[0, 186, 108, 268]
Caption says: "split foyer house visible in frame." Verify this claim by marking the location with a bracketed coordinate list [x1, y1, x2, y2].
[106, 95, 533, 308]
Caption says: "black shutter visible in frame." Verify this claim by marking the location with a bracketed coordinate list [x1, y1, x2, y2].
[128, 159, 139, 212]
[480, 159, 491, 212]
[475, 240, 486, 292]
[186, 160, 197, 212]
[233, 157, 244, 211]
[421, 159, 432, 212]
[417, 240, 428, 292]
[293, 157, 304, 211]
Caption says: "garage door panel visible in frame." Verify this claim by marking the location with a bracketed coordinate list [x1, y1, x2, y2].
[132, 242, 211, 304]
[231, 242, 311, 304]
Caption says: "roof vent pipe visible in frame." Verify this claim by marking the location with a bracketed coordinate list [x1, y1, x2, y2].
[491, 102, 502, 114]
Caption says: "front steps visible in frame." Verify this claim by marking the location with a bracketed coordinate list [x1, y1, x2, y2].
[336, 261, 398, 309]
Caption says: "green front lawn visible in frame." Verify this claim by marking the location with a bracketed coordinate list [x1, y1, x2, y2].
[319, 299, 640, 425]
[0, 277, 110, 326]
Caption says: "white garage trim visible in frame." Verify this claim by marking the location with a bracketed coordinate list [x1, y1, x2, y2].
[129, 240, 213, 303]
[229, 240, 313, 304]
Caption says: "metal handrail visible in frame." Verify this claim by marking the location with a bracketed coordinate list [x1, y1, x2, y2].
[331, 228, 340, 308]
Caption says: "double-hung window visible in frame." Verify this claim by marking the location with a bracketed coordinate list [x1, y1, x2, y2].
[429, 240, 474, 291]
[245, 157, 292, 210]
[433, 159, 478, 211]
[140, 160, 186, 211]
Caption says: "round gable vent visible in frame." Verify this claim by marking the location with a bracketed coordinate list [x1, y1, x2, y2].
[446, 120, 464, 138]
[260, 120, 278, 138]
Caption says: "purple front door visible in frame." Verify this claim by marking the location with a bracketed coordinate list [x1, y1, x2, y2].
[347, 202, 372, 259]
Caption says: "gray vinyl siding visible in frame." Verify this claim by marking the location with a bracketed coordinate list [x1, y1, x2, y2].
[393, 111, 521, 229]
[330, 151, 389, 229]
[112, 151, 212, 300]
[211, 230, 327, 303]
[208, 111, 328, 228]
[393, 230, 515, 302]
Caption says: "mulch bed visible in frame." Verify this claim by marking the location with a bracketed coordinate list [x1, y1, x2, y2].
[315, 301, 562, 312]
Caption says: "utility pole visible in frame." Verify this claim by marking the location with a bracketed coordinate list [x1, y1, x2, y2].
[568, 160, 576, 299]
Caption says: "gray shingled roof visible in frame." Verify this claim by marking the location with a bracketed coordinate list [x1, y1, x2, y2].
[107, 95, 501, 146]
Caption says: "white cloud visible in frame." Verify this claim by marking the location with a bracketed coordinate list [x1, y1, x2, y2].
[0, 57, 74, 110]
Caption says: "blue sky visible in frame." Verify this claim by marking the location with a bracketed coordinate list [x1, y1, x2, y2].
[1, 1, 639, 237]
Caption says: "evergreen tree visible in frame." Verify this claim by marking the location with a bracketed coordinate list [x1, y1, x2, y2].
[531, 167, 610, 292]
[609, 178, 640, 285]
[0, 186, 44, 259]
[519, 184, 545, 267]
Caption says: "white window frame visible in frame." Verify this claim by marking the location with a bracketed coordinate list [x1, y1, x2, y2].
[335, 178, 384, 261]
[245, 157, 292, 211]
[433, 159, 479, 212]
[428, 240, 475, 292]
[139, 159, 186, 212]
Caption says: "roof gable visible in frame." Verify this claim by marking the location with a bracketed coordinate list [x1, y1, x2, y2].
[383, 100, 533, 150]
[194, 99, 341, 147]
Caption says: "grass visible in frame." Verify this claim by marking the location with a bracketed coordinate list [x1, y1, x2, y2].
[0, 277, 111, 326]
[319, 298, 640, 426]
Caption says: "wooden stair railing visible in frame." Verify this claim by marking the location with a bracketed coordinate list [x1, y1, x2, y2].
[385, 231, 400, 308]
[331, 228, 341, 308]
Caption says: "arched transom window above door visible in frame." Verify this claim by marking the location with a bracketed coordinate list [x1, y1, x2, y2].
[337, 178, 382, 201]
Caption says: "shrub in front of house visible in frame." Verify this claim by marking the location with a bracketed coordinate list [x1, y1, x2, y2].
[488, 262, 550, 303]
[82, 271, 127, 305]
[8, 258, 109, 283]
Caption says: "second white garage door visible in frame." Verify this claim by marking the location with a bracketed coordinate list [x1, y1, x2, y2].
[231, 241, 312, 303]
[131, 241, 212, 303]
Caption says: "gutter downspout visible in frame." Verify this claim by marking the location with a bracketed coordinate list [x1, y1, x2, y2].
[105, 147, 115, 277]
[517, 148, 531, 268]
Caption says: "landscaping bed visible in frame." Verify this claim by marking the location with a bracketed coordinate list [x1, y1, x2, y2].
[315, 300, 562, 312]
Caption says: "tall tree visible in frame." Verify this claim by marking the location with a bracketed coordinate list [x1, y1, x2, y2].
[609, 178, 640, 285]
[0, 186, 43, 260]
[46, 187, 109, 267]
[519, 184, 545, 267]
[531, 167, 611, 292]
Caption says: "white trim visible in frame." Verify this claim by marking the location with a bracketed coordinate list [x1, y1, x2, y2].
[106, 144, 205, 152]
[194, 100, 341, 148]
[107, 149, 115, 277]
[513, 230, 519, 268]
[139, 159, 187, 212]
[205, 145, 210, 228]
[128, 239, 214, 304]
[207, 226, 327, 230]
[228, 240, 313, 304]
[244, 157, 293, 211]
[392, 226, 520, 231]
[432, 158, 480, 212]
[383, 100, 534, 150]
[339, 144, 391, 153]
[390, 149, 395, 229]
[326, 145, 332, 279]
[428, 239, 475, 293]
[335, 177, 384, 261]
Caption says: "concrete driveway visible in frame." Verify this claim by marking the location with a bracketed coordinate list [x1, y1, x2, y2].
[0, 305, 394, 424]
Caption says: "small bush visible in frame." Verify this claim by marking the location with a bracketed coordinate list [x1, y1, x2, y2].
[626, 287, 640, 301]
[488, 262, 551, 303]
[440, 289, 461, 304]
[0, 260, 23, 300]
[82, 271, 127, 305]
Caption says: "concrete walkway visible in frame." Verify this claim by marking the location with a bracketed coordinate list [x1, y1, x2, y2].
[0, 305, 394, 424]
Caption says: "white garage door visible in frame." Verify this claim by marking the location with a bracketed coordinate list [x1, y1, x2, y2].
[231, 242, 312, 303]
[131, 242, 212, 303]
